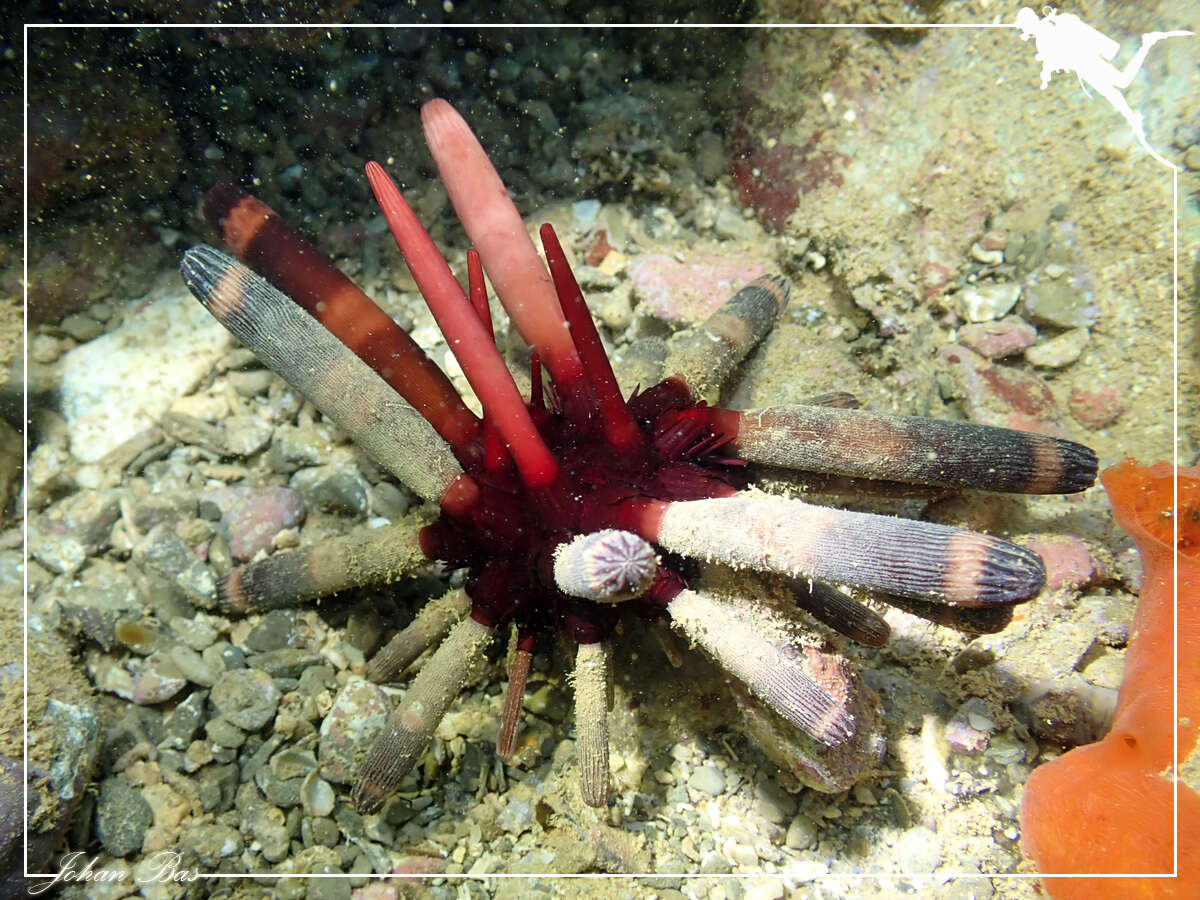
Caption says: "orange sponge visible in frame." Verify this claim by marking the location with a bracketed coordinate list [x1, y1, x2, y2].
[1020, 460, 1199, 898]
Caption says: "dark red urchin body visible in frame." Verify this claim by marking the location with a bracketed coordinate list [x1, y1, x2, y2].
[181, 97, 1098, 819]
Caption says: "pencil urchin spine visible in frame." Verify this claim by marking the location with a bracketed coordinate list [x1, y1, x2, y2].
[180, 246, 477, 512]
[367, 588, 472, 684]
[353, 616, 495, 815]
[650, 492, 1046, 606]
[573, 640, 612, 807]
[666, 588, 855, 746]
[729, 405, 1099, 494]
[217, 518, 428, 616]
[553, 530, 659, 603]
[664, 274, 790, 397]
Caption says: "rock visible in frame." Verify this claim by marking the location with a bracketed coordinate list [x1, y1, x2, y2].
[1025, 327, 1089, 368]
[131, 523, 216, 608]
[176, 822, 243, 867]
[214, 486, 306, 563]
[368, 481, 411, 520]
[688, 764, 726, 796]
[1021, 278, 1098, 329]
[161, 689, 207, 749]
[628, 252, 771, 325]
[246, 648, 324, 678]
[223, 413, 274, 456]
[752, 779, 797, 824]
[129, 652, 188, 705]
[945, 698, 995, 754]
[956, 316, 1036, 359]
[42, 489, 122, 551]
[210, 668, 281, 731]
[290, 464, 370, 516]
[94, 777, 153, 857]
[58, 280, 230, 463]
[55, 559, 141, 649]
[319, 679, 391, 784]
[953, 282, 1020, 323]
[205, 717, 246, 749]
[28, 532, 87, 576]
[123, 491, 197, 533]
[1024, 535, 1107, 592]
[169, 644, 220, 686]
[938, 344, 1069, 435]
[1069, 382, 1126, 429]
[60, 312, 105, 341]
[244, 609, 299, 652]
[268, 423, 336, 473]
[168, 615, 219, 652]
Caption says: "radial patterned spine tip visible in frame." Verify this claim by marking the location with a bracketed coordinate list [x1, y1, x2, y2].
[552, 530, 659, 604]
[353, 616, 495, 814]
[180, 246, 474, 510]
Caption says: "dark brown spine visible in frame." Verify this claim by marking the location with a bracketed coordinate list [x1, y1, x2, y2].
[204, 184, 482, 460]
[731, 405, 1098, 494]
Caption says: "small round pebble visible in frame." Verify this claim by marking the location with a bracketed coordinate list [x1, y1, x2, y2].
[210, 667, 281, 730]
[94, 777, 153, 857]
[688, 764, 726, 796]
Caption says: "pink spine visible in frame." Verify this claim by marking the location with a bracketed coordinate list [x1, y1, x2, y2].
[366, 161, 559, 488]
[420, 98, 593, 424]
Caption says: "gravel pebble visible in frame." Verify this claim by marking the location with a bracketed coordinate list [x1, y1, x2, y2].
[954, 282, 1020, 322]
[94, 777, 152, 857]
[688, 765, 726, 796]
[210, 667, 281, 731]
[1025, 327, 1089, 368]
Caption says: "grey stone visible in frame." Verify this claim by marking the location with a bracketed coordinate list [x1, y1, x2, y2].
[211, 668, 281, 731]
[29, 532, 87, 576]
[223, 414, 274, 456]
[291, 464, 370, 516]
[244, 609, 298, 652]
[60, 312, 105, 342]
[753, 779, 797, 824]
[1021, 278, 1098, 329]
[688, 765, 726, 796]
[268, 423, 335, 473]
[161, 689, 207, 749]
[205, 717, 246, 749]
[169, 615, 219, 651]
[170, 644, 220, 687]
[245, 649, 324, 678]
[319, 679, 391, 784]
[94, 777, 152, 857]
[368, 481, 411, 520]
[177, 822, 243, 866]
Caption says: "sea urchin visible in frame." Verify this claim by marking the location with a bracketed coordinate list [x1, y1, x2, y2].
[179, 98, 1098, 817]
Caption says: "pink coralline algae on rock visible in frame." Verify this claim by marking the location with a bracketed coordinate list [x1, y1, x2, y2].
[1068, 383, 1126, 430]
[629, 253, 770, 324]
[939, 344, 1070, 437]
[1024, 535, 1109, 592]
[957, 317, 1038, 359]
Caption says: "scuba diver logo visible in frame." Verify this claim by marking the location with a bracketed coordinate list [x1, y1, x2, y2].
[1014, 7, 1192, 168]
